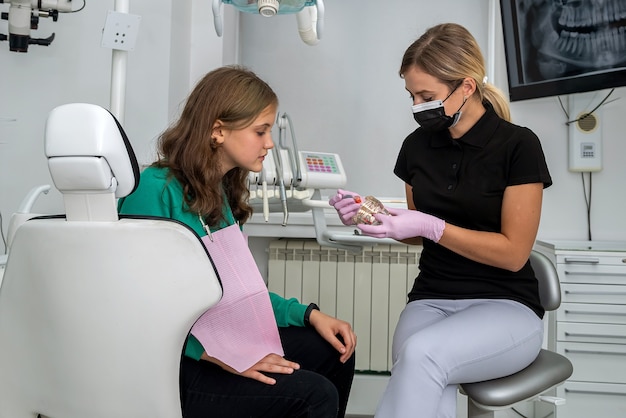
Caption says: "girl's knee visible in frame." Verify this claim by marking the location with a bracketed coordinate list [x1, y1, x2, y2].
[288, 370, 339, 417]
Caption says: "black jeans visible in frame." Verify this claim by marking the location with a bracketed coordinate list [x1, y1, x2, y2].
[180, 326, 355, 418]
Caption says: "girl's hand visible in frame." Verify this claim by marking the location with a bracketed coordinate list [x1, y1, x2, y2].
[202, 352, 300, 385]
[308, 310, 357, 364]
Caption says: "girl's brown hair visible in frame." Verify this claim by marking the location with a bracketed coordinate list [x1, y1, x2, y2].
[400, 23, 511, 122]
[155, 65, 278, 227]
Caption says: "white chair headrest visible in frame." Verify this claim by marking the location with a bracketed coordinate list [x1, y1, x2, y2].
[44, 103, 139, 199]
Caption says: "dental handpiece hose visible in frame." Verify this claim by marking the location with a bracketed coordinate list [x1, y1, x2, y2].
[272, 148, 289, 226]
[279, 113, 302, 187]
[259, 170, 269, 222]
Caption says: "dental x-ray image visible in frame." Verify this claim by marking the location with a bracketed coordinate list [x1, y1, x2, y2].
[500, 0, 626, 101]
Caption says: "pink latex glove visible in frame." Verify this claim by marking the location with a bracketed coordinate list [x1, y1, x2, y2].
[328, 189, 363, 226]
[357, 207, 445, 243]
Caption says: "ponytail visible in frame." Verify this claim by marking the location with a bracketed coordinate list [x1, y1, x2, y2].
[482, 83, 511, 122]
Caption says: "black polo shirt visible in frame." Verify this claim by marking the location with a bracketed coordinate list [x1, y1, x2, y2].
[394, 103, 552, 318]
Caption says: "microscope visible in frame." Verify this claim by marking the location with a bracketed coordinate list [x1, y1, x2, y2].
[0, 0, 74, 52]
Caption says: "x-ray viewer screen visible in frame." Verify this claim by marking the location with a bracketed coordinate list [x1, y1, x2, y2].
[501, 0, 626, 100]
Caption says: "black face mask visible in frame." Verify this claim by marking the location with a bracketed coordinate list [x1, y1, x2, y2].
[411, 85, 467, 132]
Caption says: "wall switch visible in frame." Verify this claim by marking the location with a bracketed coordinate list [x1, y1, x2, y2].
[568, 92, 602, 172]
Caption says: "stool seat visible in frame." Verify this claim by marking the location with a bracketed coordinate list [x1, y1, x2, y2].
[461, 349, 573, 409]
[460, 250, 574, 417]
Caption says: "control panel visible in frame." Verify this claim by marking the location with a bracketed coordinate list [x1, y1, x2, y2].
[297, 151, 347, 189]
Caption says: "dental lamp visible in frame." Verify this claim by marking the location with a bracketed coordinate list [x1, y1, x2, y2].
[257, 0, 279, 17]
[0, 0, 74, 52]
[212, 0, 324, 46]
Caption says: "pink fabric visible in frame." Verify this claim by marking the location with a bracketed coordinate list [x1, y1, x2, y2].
[190, 224, 284, 372]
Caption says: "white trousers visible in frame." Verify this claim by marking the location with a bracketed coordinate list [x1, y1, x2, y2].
[375, 299, 544, 418]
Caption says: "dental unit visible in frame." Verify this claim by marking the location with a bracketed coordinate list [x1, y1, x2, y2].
[247, 112, 397, 252]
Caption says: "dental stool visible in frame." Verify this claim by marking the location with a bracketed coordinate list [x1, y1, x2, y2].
[0, 103, 223, 418]
[460, 250, 573, 418]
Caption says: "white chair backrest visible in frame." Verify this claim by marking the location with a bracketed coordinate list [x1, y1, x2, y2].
[0, 103, 222, 418]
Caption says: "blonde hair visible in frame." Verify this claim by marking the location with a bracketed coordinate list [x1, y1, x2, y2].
[400, 23, 511, 122]
[155, 65, 278, 226]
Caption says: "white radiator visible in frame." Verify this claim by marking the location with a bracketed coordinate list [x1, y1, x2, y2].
[267, 239, 421, 372]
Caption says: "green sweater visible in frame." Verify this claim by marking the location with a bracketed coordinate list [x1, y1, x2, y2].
[118, 166, 307, 360]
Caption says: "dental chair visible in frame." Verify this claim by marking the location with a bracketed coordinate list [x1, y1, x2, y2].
[461, 250, 573, 418]
[0, 103, 223, 418]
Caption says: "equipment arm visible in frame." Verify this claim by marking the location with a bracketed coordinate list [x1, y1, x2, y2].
[1, 0, 74, 52]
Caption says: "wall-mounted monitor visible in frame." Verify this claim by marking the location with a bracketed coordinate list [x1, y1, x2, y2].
[499, 0, 626, 102]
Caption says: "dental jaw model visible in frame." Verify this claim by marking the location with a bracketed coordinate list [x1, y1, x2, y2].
[352, 196, 390, 225]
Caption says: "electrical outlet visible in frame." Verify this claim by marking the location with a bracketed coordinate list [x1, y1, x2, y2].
[568, 92, 603, 172]
[101, 11, 141, 51]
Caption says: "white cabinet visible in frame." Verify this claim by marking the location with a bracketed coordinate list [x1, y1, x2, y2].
[534, 240, 626, 418]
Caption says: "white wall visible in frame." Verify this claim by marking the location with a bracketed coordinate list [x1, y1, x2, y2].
[237, 0, 626, 243]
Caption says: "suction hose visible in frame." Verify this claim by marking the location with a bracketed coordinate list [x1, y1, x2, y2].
[296, 0, 324, 46]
